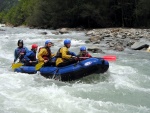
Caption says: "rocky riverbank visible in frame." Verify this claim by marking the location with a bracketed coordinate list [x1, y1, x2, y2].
[51, 28, 150, 53]
[85, 28, 150, 52]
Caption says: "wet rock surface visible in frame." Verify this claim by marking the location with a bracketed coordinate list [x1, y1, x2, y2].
[85, 28, 150, 52]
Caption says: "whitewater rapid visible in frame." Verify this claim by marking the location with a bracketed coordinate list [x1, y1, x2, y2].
[0, 26, 150, 113]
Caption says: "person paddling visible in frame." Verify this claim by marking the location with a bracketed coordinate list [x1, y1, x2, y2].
[23, 44, 38, 66]
[77, 46, 92, 61]
[56, 39, 78, 67]
[14, 39, 29, 63]
[37, 40, 55, 66]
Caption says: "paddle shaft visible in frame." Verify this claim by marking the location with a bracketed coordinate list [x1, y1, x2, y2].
[11, 55, 21, 68]
[14, 54, 21, 63]
[78, 56, 116, 61]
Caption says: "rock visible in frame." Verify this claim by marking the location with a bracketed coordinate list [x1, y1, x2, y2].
[104, 34, 112, 37]
[116, 34, 122, 38]
[51, 31, 59, 35]
[84, 28, 150, 52]
[88, 36, 103, 42]
[0, 29, 5, 31]
[110, 28, 121, 33]
[131, 42, 149, 50]
[109, 42, 115, 47]
[127, 41, 135, 47]
[86, 30, 95, 36]
[103, 37, 114, 42]
[59, 28, 69, 34]
[93, 41, 100, 44]
[87, 47, 104, 53]
[40, 32, 47, 35]
[122, 34, 127, 39]
[115, 45, 124, 51]
[139, 35, 144, 38]
[85, 40, 91, 43]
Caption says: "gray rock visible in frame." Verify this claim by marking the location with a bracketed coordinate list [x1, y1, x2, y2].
[59, 28, 69, 34]
[87, 47, 104, 53]
[40, 32, 47, 35]
[115, 45, 124, 51]
[51, 31, 59, 35]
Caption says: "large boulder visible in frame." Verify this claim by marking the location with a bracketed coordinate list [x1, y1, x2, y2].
[131, 42, 149, 50]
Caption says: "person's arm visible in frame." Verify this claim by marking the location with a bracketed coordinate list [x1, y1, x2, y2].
[51, 53, 56, 58]
[69, 51, 76, 56]
[24, 51, 32, 62]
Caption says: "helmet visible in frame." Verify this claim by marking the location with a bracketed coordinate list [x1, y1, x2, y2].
[45, 40, 51, 45]
[18, 39, 23, 46]
[80, 46, 86, 51]
[64, 39, 71, 45]
[32, 44, 38, 49]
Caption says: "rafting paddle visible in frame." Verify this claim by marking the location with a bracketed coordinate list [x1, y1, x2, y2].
[12, 63, 23, 70]
[35, 62, 44, 70]
[79, 55, 116, 61]
[12, 61, 38, 70]
[11, 55, 22, 70]
[35, 57, 56, 70]
[102, 55, 116, 61]
[14, 54, 21, 63]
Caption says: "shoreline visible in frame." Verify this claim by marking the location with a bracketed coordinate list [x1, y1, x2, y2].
[1, 24, 150, 52]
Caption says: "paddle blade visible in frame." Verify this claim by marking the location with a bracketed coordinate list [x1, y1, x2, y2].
[12, 63, 23, 70]
[102, 55, 116, 61]
[35, 62, 44, 70]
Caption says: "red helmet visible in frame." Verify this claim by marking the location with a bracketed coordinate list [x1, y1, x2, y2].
[32, 44, 38, 49]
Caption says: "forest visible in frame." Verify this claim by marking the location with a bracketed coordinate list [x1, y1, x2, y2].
[0, 0, 149, 29]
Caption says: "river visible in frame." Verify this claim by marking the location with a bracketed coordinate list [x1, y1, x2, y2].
[0, 26, 150, 113]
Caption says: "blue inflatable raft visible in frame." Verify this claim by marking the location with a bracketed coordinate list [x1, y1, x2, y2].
[14, 58, 109, 81]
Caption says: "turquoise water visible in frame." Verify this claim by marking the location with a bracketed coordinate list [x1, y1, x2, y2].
[0, 26, 150, 113]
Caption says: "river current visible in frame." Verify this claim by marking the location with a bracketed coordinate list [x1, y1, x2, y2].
[0, 26, 150, 113]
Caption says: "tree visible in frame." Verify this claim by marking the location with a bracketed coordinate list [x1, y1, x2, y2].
[135, 0, 150, 27]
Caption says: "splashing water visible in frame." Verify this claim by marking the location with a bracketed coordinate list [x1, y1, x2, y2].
[0, 26, 150, 113]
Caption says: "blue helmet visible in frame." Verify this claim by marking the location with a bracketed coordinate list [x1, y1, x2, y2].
[80, 46, 86, 51]
[45, 40, 51, 45]
[64, 39, 71, 45]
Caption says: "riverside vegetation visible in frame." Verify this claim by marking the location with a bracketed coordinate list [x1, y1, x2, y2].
[0, 0, 150, 29]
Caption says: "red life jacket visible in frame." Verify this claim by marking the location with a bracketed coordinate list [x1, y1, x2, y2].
[79, 52, 92, 60]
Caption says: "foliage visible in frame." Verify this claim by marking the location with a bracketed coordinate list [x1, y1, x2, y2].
[0, 0, 149, 28]
[135, 0, 150, 27]
[0, 0, 18, 11]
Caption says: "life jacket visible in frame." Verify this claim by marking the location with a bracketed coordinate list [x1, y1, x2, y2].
[17, 47, 26, 54]
[78, 52, 92, 60]
[16, 47, 27, 59]
[79, 52, 91, 57]
[56, 47, 71, 60]
[38, 47, 51, 60]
